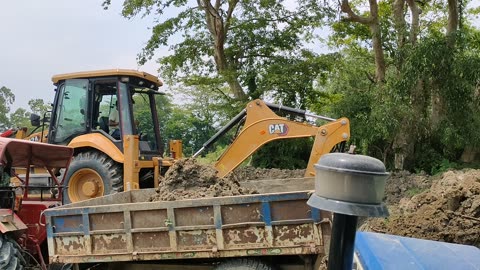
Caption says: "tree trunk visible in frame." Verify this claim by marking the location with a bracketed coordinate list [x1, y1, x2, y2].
[391, 0, 423, 170]
[461, 82, 480, 162]
[340, 0, 386, 82]
[406, 0, 420, 45]
[447, 0, 459, 45]
[368, 0, 386, 82]
[430, 81, 445, 129]
[461, 146, 480, 163]
[431, 0, 458, 130]
[392, 0, 406, 50]
[393, 80, 426, 170]
[200, 0, 248, 101]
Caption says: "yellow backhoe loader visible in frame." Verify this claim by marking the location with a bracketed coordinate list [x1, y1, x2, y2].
[7, 69, 349, 203]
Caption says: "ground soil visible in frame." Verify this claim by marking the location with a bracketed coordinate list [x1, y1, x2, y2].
[227, 166, 305, 181]
[149, 158, 258, 201]
[360, 169, 480, 247]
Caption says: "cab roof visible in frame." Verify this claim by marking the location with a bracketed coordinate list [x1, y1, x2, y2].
[51, 69, 163, 87]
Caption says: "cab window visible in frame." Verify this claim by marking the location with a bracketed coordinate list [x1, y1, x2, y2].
[51, 79, 88, 144]
[132, 91, 158, 152]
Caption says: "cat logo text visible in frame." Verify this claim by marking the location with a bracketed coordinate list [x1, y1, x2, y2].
[268, 124, 289, 136]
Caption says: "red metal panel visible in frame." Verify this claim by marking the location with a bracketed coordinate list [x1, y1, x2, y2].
[17, 201, 58, 251]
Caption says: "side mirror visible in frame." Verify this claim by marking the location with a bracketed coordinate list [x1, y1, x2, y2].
[30, 114, 41, 127]
[43, 111, 51, 124]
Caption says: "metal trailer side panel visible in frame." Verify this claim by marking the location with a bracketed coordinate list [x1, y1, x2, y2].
[45, 191, 330, 264]
[354, 232, 480, 270]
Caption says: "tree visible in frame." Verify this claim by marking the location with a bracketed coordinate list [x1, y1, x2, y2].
[0, 86, 15, 129]
[104, 0, 333, 101]
[9, 108, 30, 129]
[317, 0, 480, 171]
[28, 98, 50, 117]
[163, 84, 236, 156]
[339, 0, 385, 83]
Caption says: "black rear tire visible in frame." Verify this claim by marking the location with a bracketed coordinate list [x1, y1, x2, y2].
[48, 263, 72, 270]
[0, 234, 26, 270]
[215, 259, 273, 270]
[62, 151, 123, 204]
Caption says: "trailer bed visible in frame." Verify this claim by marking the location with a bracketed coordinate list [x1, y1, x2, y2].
[44, 183, 330, 265]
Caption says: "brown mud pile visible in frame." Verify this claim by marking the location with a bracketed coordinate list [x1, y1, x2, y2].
[362, 169, 480, 247]
[383, 170, 432, 204]
[149, 158, 257, 201]
[227, 166, 305, 181]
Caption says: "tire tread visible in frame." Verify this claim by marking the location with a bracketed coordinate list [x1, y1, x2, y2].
[215, 259, 273, 270]
[0, 235, 26, 270]
[62, 150, 123, 203]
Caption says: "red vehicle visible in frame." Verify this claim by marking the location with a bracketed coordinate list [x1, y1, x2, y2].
[0, 137, 73, 270]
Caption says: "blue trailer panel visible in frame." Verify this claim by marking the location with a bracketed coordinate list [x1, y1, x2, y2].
[355, 232, 480, 270]
[44, 189, 331, 264]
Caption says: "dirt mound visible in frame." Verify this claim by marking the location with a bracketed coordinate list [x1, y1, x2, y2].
[149, 158, 256, 201]
[362, 169, 480, 247]
[384, 170, 432, 204]
[228, 166, 305, 181]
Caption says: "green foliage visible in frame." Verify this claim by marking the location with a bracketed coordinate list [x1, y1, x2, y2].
[316, 17, 480, 172]
[251, 138, 313, 169]
[159, 84, 239, 157]
[106, 0, 335, 101]
[163, 107, 213, 156]
[413, 140, 446, 175]
[309, 47, 399, 163]
[28, 99, 50, 117]
[405, 187, 425, 197]
[9, 108, 30, 129]
[260, 51, 337, 108]
[0, 86, 15, 129]
[0, 85, 51, 132]
[431, 159, 460, 175]
[196, 145, 227, 165]
[396, 33, 480, 168]
[103, 0, 480, 173]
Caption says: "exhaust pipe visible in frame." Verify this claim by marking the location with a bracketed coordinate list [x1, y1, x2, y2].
[307, 153, 389, 270]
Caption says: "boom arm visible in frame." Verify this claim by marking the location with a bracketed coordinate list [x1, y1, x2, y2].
[208, 99, 350, 178]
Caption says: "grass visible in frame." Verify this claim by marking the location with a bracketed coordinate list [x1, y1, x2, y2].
[406, 187, 425, 197]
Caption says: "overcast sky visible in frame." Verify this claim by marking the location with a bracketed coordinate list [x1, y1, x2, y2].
[0, 1, 162, 111]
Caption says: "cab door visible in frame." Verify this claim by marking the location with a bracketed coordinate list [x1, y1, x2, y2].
[49, 79, 89, 144]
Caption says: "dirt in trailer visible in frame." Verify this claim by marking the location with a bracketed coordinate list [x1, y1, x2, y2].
[149, 158, 258, 201]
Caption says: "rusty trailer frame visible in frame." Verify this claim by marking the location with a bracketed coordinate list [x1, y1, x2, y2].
[44, 189, 331, 265]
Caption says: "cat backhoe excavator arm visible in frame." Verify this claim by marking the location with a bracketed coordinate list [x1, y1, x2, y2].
[194, 99, 350, 178]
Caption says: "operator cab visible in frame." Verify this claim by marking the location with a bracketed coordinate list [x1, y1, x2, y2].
[48, 69, 165, 158]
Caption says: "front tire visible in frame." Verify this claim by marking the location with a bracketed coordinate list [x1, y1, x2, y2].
[0, 234, 26, 270]
[62, 151, 123, 204]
